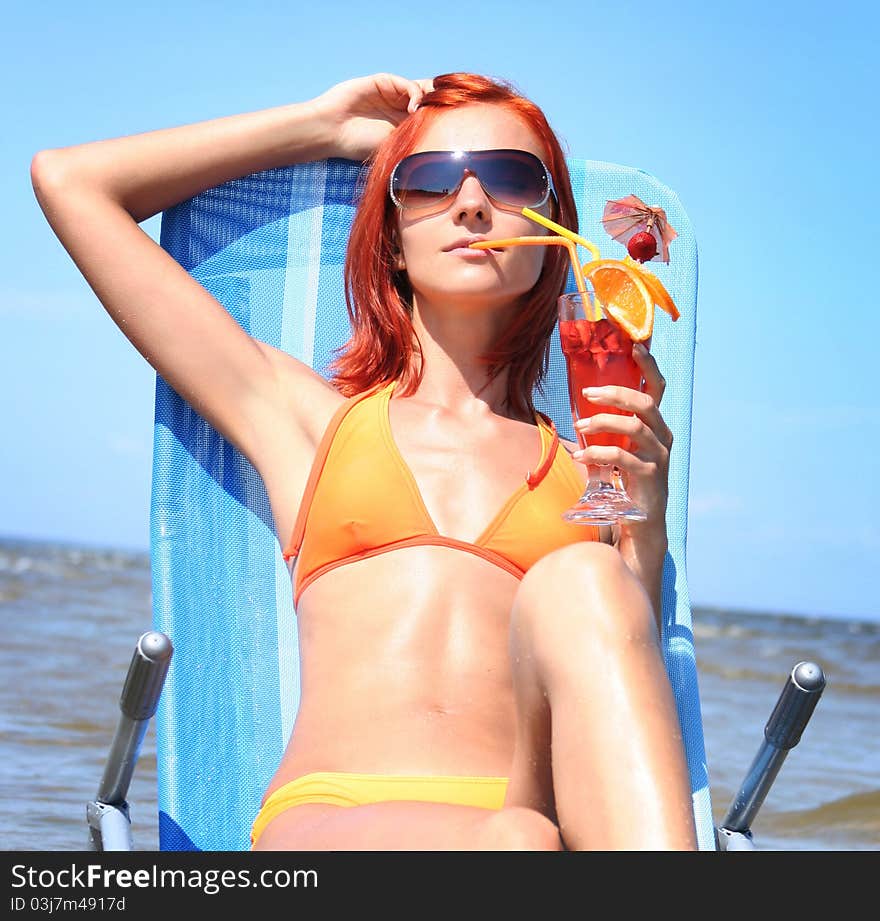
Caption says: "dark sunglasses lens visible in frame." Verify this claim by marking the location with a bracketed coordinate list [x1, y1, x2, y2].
[393, 155, 461, 209]
[477, 153, 547, 207]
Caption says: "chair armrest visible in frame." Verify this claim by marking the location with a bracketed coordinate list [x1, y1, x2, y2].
[87, 631, 173, 851]
[716, 661, 826, 850]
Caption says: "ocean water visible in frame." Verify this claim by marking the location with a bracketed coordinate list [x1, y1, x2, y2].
[1, 535, 877, 852]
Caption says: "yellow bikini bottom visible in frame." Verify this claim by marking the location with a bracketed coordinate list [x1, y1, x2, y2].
[251, 771, 509, 847]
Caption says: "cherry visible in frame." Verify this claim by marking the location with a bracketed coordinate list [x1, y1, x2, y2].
[627, 231, 658, 262]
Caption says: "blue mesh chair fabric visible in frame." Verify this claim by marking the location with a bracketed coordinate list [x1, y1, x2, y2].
[153, 157, 714, 851]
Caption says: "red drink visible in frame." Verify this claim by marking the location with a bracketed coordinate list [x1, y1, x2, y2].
[556, 289, 649, 524]
[558, 317, 646, 451]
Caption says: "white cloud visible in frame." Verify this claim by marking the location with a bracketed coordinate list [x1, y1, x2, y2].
[689, 491, 745, 516]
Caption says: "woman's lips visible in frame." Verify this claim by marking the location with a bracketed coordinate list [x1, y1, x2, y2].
[446, 245, 494, 257]
[445, 239, 502, 256]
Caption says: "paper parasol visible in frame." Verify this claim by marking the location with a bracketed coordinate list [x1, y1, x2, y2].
[601, 194, 678, 263]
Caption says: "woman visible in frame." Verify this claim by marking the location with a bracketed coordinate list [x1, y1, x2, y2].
[31, 72, 697, 850]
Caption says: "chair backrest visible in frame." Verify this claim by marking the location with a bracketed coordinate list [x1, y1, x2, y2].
[152, 157, 714, 851]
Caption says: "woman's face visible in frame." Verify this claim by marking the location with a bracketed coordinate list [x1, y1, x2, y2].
[395, 104, 553, 314]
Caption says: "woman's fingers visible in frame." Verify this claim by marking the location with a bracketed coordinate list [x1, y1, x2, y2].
[367, 73, 417, 114]
[571, 376, 674, 522]
[573, 443, 663, 482]
[369, 73, 435, 115]
[409, 78, 435, 111]
[573, 412, 668, 461]
[632, 342, 666, 406]
[570, 424, 670, 522]
[580, 387, 674, 451]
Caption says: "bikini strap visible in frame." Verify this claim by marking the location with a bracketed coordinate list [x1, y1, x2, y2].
[525, 411, 559, 488]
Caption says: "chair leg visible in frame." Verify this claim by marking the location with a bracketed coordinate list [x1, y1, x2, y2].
[87, 800, 132, 851]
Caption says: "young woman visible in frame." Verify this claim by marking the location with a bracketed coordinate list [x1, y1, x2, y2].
[31, 72, 697, 850]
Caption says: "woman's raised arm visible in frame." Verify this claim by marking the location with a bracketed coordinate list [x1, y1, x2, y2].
[29, 74, 431, 466]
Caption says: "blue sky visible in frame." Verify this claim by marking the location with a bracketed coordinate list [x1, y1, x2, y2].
[2, 0, 877, 622]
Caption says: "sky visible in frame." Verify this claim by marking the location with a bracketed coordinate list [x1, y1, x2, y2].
[2, 0, 877, 623]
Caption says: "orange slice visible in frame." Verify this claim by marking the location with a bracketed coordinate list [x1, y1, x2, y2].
[582, 259, 655, 341]
[623, 256, 680, 320]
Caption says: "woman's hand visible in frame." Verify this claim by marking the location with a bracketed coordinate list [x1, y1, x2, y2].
[571, 343, 673, 617]
[310, 73, 435, 161]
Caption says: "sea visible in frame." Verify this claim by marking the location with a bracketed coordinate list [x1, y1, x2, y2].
[1, 535, 877, 852]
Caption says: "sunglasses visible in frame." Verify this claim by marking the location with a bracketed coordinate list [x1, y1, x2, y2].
[389, 148, 555, 214]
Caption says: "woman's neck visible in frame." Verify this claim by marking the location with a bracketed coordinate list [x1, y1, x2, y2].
[406, 296, 525, 421]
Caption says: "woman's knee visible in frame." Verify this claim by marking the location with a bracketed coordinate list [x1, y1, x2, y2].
[478, 807, 563, 851]
[512, 542, 654, 644]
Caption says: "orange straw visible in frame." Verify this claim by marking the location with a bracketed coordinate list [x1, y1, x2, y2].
[468, 235, 587, 296]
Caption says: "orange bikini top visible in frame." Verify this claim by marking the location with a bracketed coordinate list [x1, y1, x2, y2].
[283, 381, 598, 606]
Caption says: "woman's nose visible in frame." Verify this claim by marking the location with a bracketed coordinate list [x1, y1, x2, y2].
[453, 171, 491, 220]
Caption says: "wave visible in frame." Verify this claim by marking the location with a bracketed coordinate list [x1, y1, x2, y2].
[766, 789, 880, 846]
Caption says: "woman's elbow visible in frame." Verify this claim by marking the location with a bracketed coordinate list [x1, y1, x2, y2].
[31, 148, 70, 198]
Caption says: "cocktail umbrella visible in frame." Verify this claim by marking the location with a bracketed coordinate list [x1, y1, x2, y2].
[601, 194, 678, 263]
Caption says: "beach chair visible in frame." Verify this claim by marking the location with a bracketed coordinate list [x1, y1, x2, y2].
[87, 156, 824, 852]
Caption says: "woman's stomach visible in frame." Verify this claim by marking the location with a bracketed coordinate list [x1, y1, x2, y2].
[278, 545, 521, 779]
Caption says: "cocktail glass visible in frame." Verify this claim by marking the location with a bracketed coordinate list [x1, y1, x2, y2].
[558, 288, 648, 525]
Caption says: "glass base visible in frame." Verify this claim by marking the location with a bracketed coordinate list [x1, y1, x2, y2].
[563, 481, 647, 526]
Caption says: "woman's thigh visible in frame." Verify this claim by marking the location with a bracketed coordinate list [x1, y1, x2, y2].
[503, 542, 696, 848]
[503, 542, 657, 816]
[253, 801, 562, 851]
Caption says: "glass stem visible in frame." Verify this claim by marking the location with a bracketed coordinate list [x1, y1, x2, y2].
[587, 463, 615, 489]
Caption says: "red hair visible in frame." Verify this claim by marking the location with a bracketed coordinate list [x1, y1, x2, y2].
[327, 72, 577, 419]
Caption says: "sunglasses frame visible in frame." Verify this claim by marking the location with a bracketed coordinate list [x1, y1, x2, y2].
[389, 148, 556, 214]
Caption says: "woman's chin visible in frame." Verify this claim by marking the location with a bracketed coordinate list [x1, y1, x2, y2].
[410, 276, 535, 312]
[414, 291, 523, 315]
